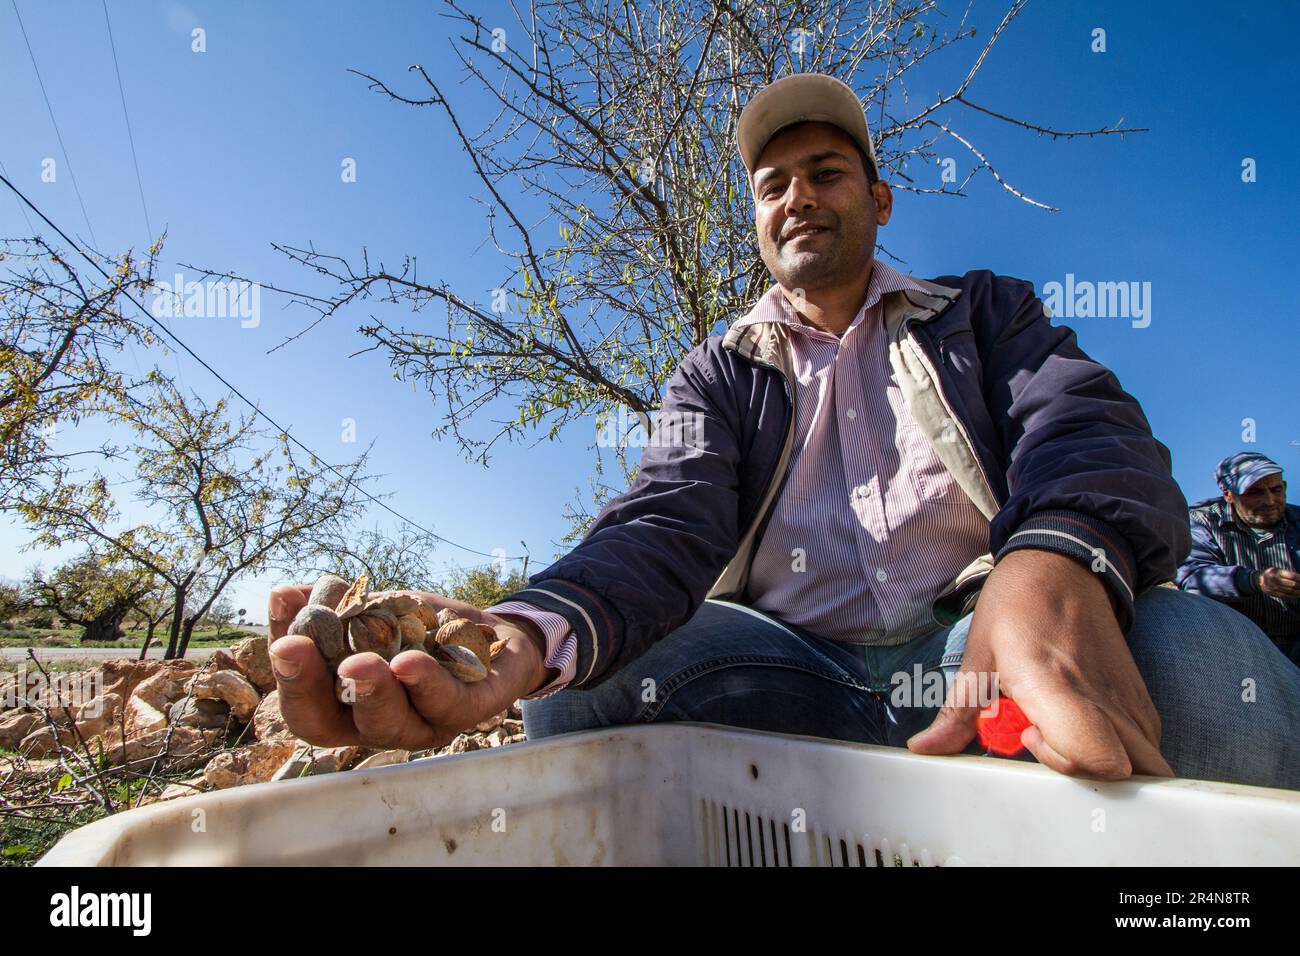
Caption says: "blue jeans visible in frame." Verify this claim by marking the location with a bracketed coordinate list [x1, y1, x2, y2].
[522, 587, 1300, 790]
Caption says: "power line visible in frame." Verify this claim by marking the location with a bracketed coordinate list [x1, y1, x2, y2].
[11, 0, 99, 251]
[0, 172, 523, 562]
[0, 157, 36, 234]
[100, 0, 152, 242]
[435, 558, 524, 577]
[97, 0, 161, 390]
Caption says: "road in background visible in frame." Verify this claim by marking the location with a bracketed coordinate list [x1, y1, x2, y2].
[0, 646, 228, 662]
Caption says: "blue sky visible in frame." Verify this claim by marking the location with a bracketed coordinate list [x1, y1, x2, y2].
[3, 0, 1297, 620]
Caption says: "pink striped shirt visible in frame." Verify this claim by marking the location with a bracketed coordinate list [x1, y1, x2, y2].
[739, 261, 990, 644]
[488, 260, 991, 697]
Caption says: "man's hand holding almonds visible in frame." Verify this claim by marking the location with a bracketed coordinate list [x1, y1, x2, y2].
[266, 574, 553, 750]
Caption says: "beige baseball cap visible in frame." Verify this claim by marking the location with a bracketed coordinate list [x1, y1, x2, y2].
[736, 73, 879, 181]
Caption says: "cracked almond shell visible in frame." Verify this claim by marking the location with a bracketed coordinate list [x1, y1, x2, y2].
[434, 617, 494, 669]
[409, 602, 441, 629]
[336, 574, 371, 620]
[347, 607, 401, 659]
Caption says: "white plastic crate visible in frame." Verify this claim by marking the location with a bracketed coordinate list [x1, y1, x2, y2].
[38, 723, 1300, 866]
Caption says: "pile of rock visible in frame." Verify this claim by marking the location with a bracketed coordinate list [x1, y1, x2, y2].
[152, 700, 527, 802]
[2, 657, 226, 772]
[0, 637, 529, 807]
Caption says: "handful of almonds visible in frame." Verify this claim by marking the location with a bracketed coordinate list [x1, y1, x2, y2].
[286, 573, 508, 690]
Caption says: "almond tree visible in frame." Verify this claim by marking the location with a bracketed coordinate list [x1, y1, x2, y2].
[16, 372, 371, 658]
[205, 597, 237, 640]
[298, 524, 444, 591]
[0, 236, 158, 509]
[23, 552, 155, 644]
[193, 0, 1143, 536]
[0, 579, 25, 623]
[439, 564, 530, 610]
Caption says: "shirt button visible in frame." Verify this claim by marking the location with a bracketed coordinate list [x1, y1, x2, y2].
[876, 569, 889, 582]
[854, 484, 871, 498]
[845, 408, 857, 420]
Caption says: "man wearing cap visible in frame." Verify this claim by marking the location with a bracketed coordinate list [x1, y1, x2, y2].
[1177, 453, 1300, 663]
[265, 74, 1300, 791]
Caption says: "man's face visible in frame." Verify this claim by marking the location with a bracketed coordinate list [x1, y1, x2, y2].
[752, 121, 892, 293]
[1226, 474, 1288, 528]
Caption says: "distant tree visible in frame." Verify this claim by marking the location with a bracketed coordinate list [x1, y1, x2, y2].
[0, 578, 28, 623]
[439, 564, 529, 609]
[205, 596, 237, 640]
[301, 524, 442, 592]
[24, 553, 154, 643]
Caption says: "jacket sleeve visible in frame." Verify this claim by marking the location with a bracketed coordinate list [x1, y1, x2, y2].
[495, 348, 745, 688]
[1174, 514, 1258, 600]
[969, 272, 1191, 632]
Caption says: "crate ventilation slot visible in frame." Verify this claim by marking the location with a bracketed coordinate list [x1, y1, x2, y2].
[699, 798, 939, 866]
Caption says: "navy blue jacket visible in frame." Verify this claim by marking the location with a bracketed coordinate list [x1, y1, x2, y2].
[504, 270, 1191, 688]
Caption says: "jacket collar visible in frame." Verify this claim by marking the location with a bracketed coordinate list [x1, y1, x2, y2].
[722, 270, 961, 367]
[882, 278, 963, 342]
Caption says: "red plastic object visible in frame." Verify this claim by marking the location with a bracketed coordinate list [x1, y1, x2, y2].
[976, 696, 1032, 756]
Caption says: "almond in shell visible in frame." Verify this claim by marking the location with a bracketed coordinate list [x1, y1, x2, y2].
[434, 616, 495, 669]
[433, 643, 488, 683]
[347, 607, 401, 659]
[397, 614, 427, 650]
[288, 604, 347, 670]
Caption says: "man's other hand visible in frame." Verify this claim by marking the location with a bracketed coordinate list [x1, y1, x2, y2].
[907, 549, 1175, 781]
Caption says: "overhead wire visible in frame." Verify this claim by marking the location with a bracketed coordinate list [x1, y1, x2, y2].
[10, 0, 99, 251]
[100, 0, 153, 242]
[0, 157, 36, 234]
[96, 0, 156, 387]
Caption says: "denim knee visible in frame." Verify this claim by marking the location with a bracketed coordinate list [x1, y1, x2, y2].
[519, 600, 872, 740]
[1124, 587, 1300, 790]
[520, 689, 607, 739]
